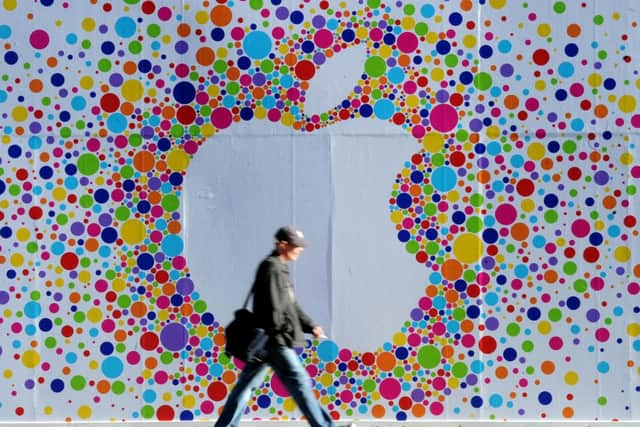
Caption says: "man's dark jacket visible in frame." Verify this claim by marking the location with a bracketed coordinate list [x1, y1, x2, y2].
[252, 251, 316, 347]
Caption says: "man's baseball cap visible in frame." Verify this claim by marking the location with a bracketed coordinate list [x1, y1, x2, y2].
[275, 226, 307, 247]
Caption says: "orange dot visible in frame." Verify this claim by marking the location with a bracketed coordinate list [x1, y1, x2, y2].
[210, 5, 232, 26]
[372, 404, 386, 419]
[425, 285, 438, 298]
[445, 289, 459, 303]
[69, 292, 81, 304]
[543, 269, 558, 284]
[177, 23, 191, 37]
[504, 94, 519, 109]
[180, 303, 193, 316]
[147, 191, 162, 205]
[562, 406, 574, 418]
[476, 170, 490, 184]
[460, 319, 474, 332]
[594, 104, 608, 118]
[540, 157, 554, 170]
[226, 67, 240, 80]
[602, 195, 617, 210]
[114, 329, 127, 342]
[376, 351, 396, 371]
[85, 238, 99, 252]
[633, 264, 640, 278]
[123, 61, 137, 75]
[214, 333, 226, 346]
[46, 56, 58, 67]
[284, 53, 298, 66]
[541, 360, 555, 375]
[162, 106, 175, 119]
[96, 380, 111, 394]
[120, 101, 134, 115]
[495, 366, 509, 379]
[168, 220, 182, 234]
[145, 357, 158, 369]
[130, 301, 148, 318]
[29, 79, 44, 93]
[133, 150, 155, 172]
[460, 0, 473, 11]
[510, 222, 530, 241]
[441, 259, 463, 281]
[162, 283, 176, 296]
[196, 47, 216, 66]
[412, 404, 426, 418]
[441, 345, 454, 358]
[222, 370, 236, 384]
[566, 23, 581, 38]
[409, 184, 422, 197]
[252, 87, 265, 99]
[397, 55, 411, 67]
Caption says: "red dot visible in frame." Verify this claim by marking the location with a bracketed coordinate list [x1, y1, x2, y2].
[567, 167, 582, 181]
[176, 105, 196, 124]
[294, 60, 316, 80]
[478, 335, 497, 354]
[29, 206, 43, 220]
[142, 1, 156, 14]
[207, 381, 228, 401]
[393, 112, 405, 125]
[450, 151, 466, 167]
[60, 252, 79, 270]
[362, 352, 375, 365]
[140, 332, 159, 351]
[100, 93, 121, 113]
[450, 93, 464, 106]
[516, 178, 534, 196]
[624, 215, 637, 227]
[533, 49, 550, 65]
[415, 251, 428, 263]
[16, 168, 29, 181]
[156, 405, 175, 421]
[466, 284, 480, 297]
[583, 247, 600, 263]
[61, 325, 74, 338]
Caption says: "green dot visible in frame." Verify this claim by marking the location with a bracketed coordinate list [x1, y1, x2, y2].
[474, 72, 492, 91]
[45, 337, 57, 349]
[54, 317, 63, 326]
[405, 240, 419, 254]
[171, 124, 185, 137]
[470, 193, 484, 207]
[140, 405, 155, 419]
[116, 343, 126, 353]
[98, 58, 112, 72]
[432, 153, 445, 166]
[393, 366, 405, 377]
[80, 257, 91, 268]
[506, 322, 520, 337]
[8, 184, 20, 196]
[453, 307, 465, 321]
[417, 345, 440, 369]
[563, 261, 577, 275]
[544, 210, 558, 223]
[590, 211, 599, 220]
[60, 127, 72, 138]
[73, 311, 86, 323]
[26, 241, 38, 254]
[548, 308, 562, 322]
[261, 59, 274, 73]
[193, 300, 207, 313]
[41, 96, 51, 106]
[115, 207, 130, 221]
[597, 396, 607, 405]
[552, 2, 566, 13]
[466, 216, 483, 233]
[128, 40, 142, 54]
[363, 378, 376, 392]
[371, 89, 382, 99]
[227, 81, 240, 95]
[117, 295, 131, 309]
[147, 24, 161, 37]
[367, 0, 381, 8]
[75, 120, 86, 130]
[426, 241, 439, 255]
[456, 129, 468, 142]
[160, 351, 174, 365]
[365, 56, 386, 78]
[129, 133, 142, 147]
[444, 54, 458, 68]
[522, 340, 534, 352]
[81, 39, 92, 49]
[593, 15, 604, 25]
[403, 4, 415, 15]
[249, 0, 263, 9]
[162, 194, 180, 212]
[213, 59, 227, 73]
[70, 375, 87, 391]
[79, 195, 93, 208]
[112, 380, 126, 395]
[562, 139, 576, 154]
[200, 105, 212, 117]
[573, 279, 587, 293]
[415, 22, 428, 36]
[463, 269, 476, 282]
[451, 362, 468, 378]
[77, 153, 100, 175]
[626, 185, 637, 196]
[526, 365, 535, 375]
[506, 244, 516, 253]
[30, 291, 41, 301]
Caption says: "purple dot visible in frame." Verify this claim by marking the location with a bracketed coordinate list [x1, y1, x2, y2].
[0, 291, 10, 305]
[594, 170, 609, 185]
[176, 278, 194, 295]
[477, 157, 489, 169]
[98, 214, 112, 227]
[500, 63, 514, 77]
[586, 308, 600, 322]
[469, 118, 483, 132]
[312, 15, 326, 28]
[410, 308, 423, 321]
[313, 52, 326, 65]
[411, 388, 425, 401]
[160, 323, 189, 351]
[275, 6, 289, 20]
[109, 73, 124, 87]
[481, 256, 495, 269]
[175, 40, 189, 54]
[485, 316, 500, 331]
[466, 374, 478, 386]
[30, 122, 42, 133]
[436, 90, 449, 103]
[148, 177, 162, 190]
[70, 222, 85, 236]
[141, 126, 155, 139]
[253, 73, 266, 86]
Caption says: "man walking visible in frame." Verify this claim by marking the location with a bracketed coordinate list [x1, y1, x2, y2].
[215, 226, 355, 427]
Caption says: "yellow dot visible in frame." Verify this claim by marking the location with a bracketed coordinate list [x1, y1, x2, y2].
[216, 47, 228, 58]
[619, 95, 637, 113]
[406, 94, 419, 108]
[390, 210, 403, 224]
[447, 377, 460, 389]
[81, 18, 96, 32]
[564, 371, 579, 385]
[614, 246, 631, 262]
[16, 227, 30, 242]
[78, 405, 92, 419]
[527, 142, 546, 160]
[167, 148, 190, 172]
[537, 23, 551, 37]
[89, 360, 99, 370]
[196, 325, 209, 337]
[431, 67, 444, 82]
[3, 0, 17, 11]
[11, 106, 28, 122]
[485, 125, 500, 139]
[162, 392, 172, 402]
[22, 350, 40, 368]
[3, 370, 13, 379]
[462, 34, 477, 48]
[112, 278, 126, 292]
[402, 17, 415, 30]
[535, 80, 547, 91]
[52, 187, 67, 201]
[283, 397, 297, 412]
[627, 323, 640, 337]
[393, 332, 407, 346]
[254, 106, 267, 119]
[79, 76, 94, 90]
[489, 0, 507, 8]
[448, 190, 460, 202]
[620, 152, 633, 165]
[379, 45, 392, 58]
[453, 233, 483, 264]
[195, 10, 209, 24]
[87, 308, 103, 323]
[319, 373, 332, 387]
[78, 270, 91, 284]
[44, 406, 53, 415]
[120, 219, 146, 245]
[10, 253, 24, 267]
[423, 132, 444, 153]
[161, 34, 172, 44]
[280, 112, 294, 127]
[537, 320, 552, 335]
[182, 394, 196, 409]
[121, 79, 144, 102]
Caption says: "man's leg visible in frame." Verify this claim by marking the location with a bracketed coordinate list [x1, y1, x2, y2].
[214, 360, 268, 427]
[269, 346, 335, 427]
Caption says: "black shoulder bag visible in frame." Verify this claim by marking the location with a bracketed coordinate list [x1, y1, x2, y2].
[224, 285, 268, 362]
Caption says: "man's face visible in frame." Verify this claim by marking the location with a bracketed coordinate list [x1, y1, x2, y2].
[281, 243, 304, 261]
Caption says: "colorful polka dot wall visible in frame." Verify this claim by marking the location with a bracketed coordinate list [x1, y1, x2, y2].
[0, 0, 638, 422]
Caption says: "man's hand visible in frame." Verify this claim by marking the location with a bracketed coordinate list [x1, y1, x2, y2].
[312, 326, 328, 339]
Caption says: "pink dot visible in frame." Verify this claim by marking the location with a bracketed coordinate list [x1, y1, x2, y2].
[430, 104, 458, 132]
[184, 140, 199, 154]
[211, 107, 233, 129]
[432, 322, 445, 335]
[102, 319, 116, 333]
[548, 336, 563, 350]
[569, 83, 584, 97]
[402, 218, 414, 229]
[419, 297, 432, 310]
[408, 333, 421, 346]
[340, 390, 354, 403]
[195, 363, 208, 376]
[127, 351, 141, 364]
[590, 277, 604, 291]
[271, 27, 284, 39]
[172, 256, 186, 270]
[306, 365, 318, 377]
[511, 280, 523, 290]
[404, 80, 417, 94]
[628, 282, 639, 295]
[11, 322, 22, 333]
[29, 29, 50, 49]
[339, 349, 352, 361]
[157, 6, 172, 21]
[200, 400, 214, 415]
[267, 108, 281, 122]
[432, 376, 446, 390]
[314, 29, 333, 48]
[175, 63, 190, 78]
[271, 374, 289, 397]
[154, 370, 168, 384]
[461, 334, 475, 348]
[495, 203, 517, 225]
[571, 219, 590, 238]
[476, 272, 490, 286]
[370, 28, 383, 41]
[397, 32, 419, 53]
[430, 401, 444, 416]
[95, 279, 108, 292]
[525, 97, 539, 112]
[631, 165, 640, 178]
[411, 125, 425, 139]
[594, 327, 610, 342]
[380, 378, 401, 400]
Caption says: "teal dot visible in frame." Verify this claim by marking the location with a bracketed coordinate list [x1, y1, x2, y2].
[161, 235, 184, 257]
[101, 356, 124, 378]
[317, 340, 339, 361]
[431, 166, 456, 192]
[115, 17, 137, 38]
[243, 31, 272, 59]
[373, 98, 394, 120]
[0, 25, 11, 39]
[420, 3, 435, 18]
[106, 113, 127, 133]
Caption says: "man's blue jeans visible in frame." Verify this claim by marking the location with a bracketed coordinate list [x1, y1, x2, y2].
[214, 345, 335, 427]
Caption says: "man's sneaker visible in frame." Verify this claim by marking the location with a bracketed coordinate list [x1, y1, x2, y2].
[338, 423, 357, 427]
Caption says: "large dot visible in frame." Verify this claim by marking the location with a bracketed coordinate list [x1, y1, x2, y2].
[243, 31, 272, 59]
[431, 166, 457, 192]
[160, 323, 188, 351]
[430, 104, 458, 132]
[453, 233, 484, 264]
[29, 29, 50, 49]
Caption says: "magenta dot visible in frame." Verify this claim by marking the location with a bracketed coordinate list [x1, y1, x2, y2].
[231, 27, 245, 40]
[419, 297, 432, 310]
[404, 80, 417, 94]
[525, 97, 539, 112]
[408, 333, 421, 346]
[571, 218, 590, 237]
[157, 296, 171, 309]
[380, 378, 401, 400]
[95, 279, 108, 292]
[476, 272, 490, 286]
[154, 370, 168, 384]
[397, 32, 419, 53]
[590, 277, 604, 291]
[87, 138, 100, 152]
[569, 83, 584, 97]
[432, 376, 446, 391]
[211, 107, 233, 129]
[340, 390, 354, 403]
[430, 401, 444, 416]
[430, 104, 458, 132]
[432, 322, 445, 335]
[369, 28, 383, 41]
[102, 319, 116, 333]
[157, 6, 172, 21]
[271, 27, 284, 39]
[631, 165, 640, 178]
[411, 125, 425, 139]
[306, 365, 318, 377]
[314, 28, 333, 48]
[29, 29, 50, 49]
[200, 400, 214, 414]
[271, 374, 289, 397]
[195, 363, 208, 376]
[631, 115, 640, 128]
[184, 140, 199, 154]
[461, 334, 475, 348]
[172, 256, 186, 269]
[126, 351, 141, 364]
[267, 108, 281, 122]
[175, 63, 189, 78]
[628, 282, 639, 295]
[339, 349, 352, 361]
[11, 322, 22, 333]
[495, 203, 517, 225]
[548, 336, 563, 350]
[402, 218, 414, 229]
[595, 327, 610, 342]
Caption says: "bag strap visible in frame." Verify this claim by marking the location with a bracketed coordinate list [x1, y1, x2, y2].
[241, 283, 255, 309]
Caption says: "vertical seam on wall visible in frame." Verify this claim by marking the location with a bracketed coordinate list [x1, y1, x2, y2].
[328, 135, 335, 335]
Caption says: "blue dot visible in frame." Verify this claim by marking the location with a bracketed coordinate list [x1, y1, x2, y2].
[173, 81, 196, 104]
[543, 194, 558, 208]
[359, 104, 373, 117]
[115, 17, 136, 38]
[526, 307, 541, 321]
[449, 12, 463, 25]
[106, 113, 127, 133]
[39, 318, 53, 332]
[435, 40, 450, 55]
[162, 235, 184, 257]
[538, 391, 552, 405]
[564, 43, 579, 57]
[467, 305, 480, 318]
[460, 71, 473, 85]
[100, 342, 114, 356]
[101, 41, 115, 55]
[317, 340, 339, 361]
[4, 51, 18, 65]
[0, 25, 11, 39]
[51, 73, 65, 87]
[421, 4, 435, 18]
[101, 227, 118, 244]
[243, 31, 272, 59]
[342, 29, 355, 42]
[50, 379, 65, 393]
[8, 145, 22, 158]
[101, 356, 124, 378]
[179, 410, 194, 421]
[137, 253, 155, 270]
[290, 10, 304, 24]
[479, 45, 493, 59]
[431, 166, 456, 192]
[396, 193, 412, 209]
[566, 296, 580, 310]
[470, 395, 483, 408]
[211, 28, 225, 42]
[589, 232, 603, 246]
[482, 228, 498, 244]
[374, 98, 394, 119]
[94, 189, 110, 204]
